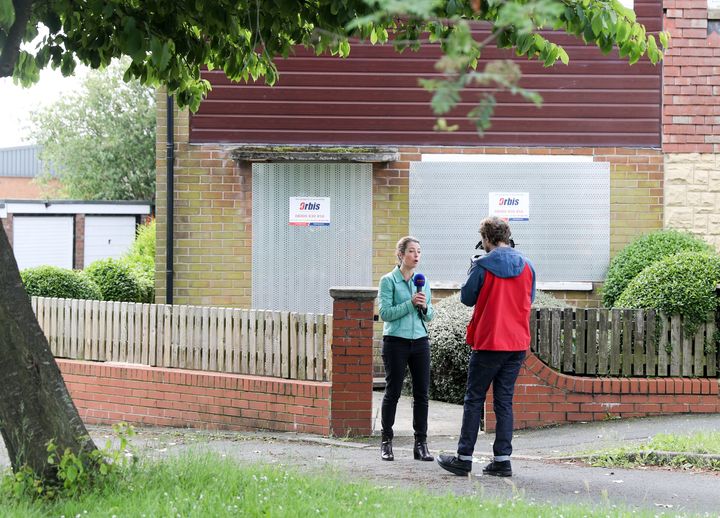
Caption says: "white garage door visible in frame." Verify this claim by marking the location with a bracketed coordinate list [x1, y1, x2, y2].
[13, 216, 74, 270]
[84, 216, 137, 267]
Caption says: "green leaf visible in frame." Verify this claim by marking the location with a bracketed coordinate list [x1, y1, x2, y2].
[659, 31, 669, 49]
[65, 464, 78, 482]
[433, 117, 459, 132]
[339, 40, 351, 57]
[616, 21, 630, 43]
[516, 34, 533, 56]
[150, 36, 171, 71]
[598, 37, 613, 55]
[0, 0, 14, 28]
[122, 17, 144, 59]
[543, 45, 559, 67]
[558, 48, 569, 65]
[647, 35, 661, 64]
[370, 28, 377, 44]
[591, 13, 603, 37]
[468, 95, 496, 135]
[60, 53, 76, 76]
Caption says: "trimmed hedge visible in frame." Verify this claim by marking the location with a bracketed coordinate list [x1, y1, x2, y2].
[85, 258, 141, 302]
[21, 266, 102, 300]
[602, 230, 712, 308]
[615, 251, 720, 336]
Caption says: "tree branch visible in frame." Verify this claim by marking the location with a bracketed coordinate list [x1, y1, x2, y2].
[0, 0, 34, 77]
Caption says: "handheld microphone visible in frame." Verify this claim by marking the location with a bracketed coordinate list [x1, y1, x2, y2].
[413, 273, 427, 315]
[413, 273, 426, 293]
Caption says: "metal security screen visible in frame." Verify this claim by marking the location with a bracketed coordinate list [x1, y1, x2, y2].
[252, 163, 372, 313]
[409, 161, 610, 284]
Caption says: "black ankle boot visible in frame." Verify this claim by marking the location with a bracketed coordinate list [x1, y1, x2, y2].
[413, 440, 434, 461]
[381, 438, 394, 461]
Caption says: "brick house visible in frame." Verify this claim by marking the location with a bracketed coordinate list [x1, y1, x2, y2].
[154, 0, 718, 316]
[0, 145, 55, 199]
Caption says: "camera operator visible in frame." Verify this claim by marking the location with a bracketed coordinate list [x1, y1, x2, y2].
[437, 216, 535, 478]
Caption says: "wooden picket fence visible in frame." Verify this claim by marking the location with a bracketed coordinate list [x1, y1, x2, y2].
[531, 308, 719, 378]
[31, 296, 332, 381]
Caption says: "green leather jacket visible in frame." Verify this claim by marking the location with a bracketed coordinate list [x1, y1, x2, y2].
[378, 267, 435, 339]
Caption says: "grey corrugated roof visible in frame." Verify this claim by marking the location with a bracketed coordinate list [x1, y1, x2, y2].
[0, 145, 42, 178]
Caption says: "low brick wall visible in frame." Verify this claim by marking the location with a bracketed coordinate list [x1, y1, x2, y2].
[484, 353, 720, 431]
[55, 287, 379, 438]
[58, 360, 331, 434]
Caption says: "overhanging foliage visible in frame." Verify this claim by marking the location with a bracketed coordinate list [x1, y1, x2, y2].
[1, 0, 667, 131]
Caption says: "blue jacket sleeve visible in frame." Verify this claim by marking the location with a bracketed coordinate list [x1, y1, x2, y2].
[378, 275, 413, 322]
[460, 260, 486, 307]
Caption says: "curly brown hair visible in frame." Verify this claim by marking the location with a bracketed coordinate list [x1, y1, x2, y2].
[479, 217, 511, 246]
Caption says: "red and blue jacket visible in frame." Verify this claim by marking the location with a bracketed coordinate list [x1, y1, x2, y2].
[460, 247, 536, 351]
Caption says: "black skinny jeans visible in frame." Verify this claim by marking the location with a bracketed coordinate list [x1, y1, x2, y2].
[381, 335, 430, 442]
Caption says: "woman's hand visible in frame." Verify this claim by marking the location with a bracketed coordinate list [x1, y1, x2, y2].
[412, 292, 427, 308]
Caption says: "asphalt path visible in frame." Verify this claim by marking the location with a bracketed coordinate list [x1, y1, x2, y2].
[2, 394, 720, 516]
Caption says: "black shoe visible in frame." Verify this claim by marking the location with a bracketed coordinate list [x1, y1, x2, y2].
[413, 441, 434, 461]
[436, 454, 472, 476]
[482, 460, 512, 477]
[381, 440, 394, 461]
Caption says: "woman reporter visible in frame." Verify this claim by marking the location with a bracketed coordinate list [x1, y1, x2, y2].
[377, 236, 434, 462]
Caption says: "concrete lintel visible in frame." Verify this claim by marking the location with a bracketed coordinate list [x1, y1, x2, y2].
[231, 144, 399, 163]
[329, 287, 378, 300]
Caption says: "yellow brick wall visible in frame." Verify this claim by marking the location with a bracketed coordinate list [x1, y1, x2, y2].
[156, 92, 253, 306]
[155, 96, 663, 312]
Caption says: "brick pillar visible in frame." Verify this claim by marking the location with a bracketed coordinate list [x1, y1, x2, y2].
[329, 287, 377, 437]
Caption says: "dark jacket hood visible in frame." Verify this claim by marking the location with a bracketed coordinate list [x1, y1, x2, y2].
[477, 247, 528, 278]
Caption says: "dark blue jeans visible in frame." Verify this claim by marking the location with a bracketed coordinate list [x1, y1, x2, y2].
[381, 335, 430, 442]
[457, 350, 526, 461]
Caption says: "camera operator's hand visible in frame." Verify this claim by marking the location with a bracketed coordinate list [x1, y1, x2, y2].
[411, 292, 427, 309]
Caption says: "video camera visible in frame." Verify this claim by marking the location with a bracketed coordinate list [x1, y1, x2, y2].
[471, 237, 516, 265]
[474, 238, 516, 251]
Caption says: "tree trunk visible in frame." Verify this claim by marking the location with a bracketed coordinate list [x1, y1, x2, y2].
[0, 228, 96, 479]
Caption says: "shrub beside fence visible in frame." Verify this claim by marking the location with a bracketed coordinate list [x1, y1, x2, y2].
[32, 296, 332, 381]
[531, 308, 718, 378]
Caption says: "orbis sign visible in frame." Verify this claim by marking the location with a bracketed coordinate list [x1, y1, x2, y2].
[489, 192, 529, 221]
[289, 197, 331, 226]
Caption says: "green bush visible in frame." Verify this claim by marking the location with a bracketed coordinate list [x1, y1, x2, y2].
[125, 265, 154, 303]
[85, 258, 141, 302]
[427, 293, 473, 404]
[532, 290, 572, 309]
[121, 219, 155, 303]
[20, 266, 102, 300]
[124, 219, 155, 272]
[602, 230, 712, 308]
[615, 251, 720, 336]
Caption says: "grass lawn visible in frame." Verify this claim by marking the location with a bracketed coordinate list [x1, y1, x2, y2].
[587, 431, 720, 471]
[1, 452, 666, 518]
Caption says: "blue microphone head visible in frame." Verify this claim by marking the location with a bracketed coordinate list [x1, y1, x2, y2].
[413, 273, 426, 289]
